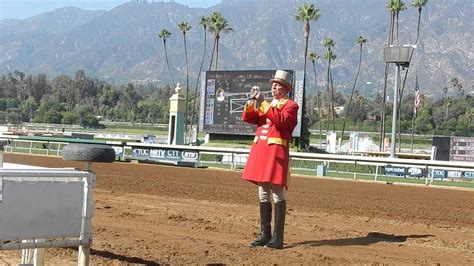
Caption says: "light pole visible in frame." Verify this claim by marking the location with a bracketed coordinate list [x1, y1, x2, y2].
[390, 64, 400, 157]
[383, 45, 413, 157]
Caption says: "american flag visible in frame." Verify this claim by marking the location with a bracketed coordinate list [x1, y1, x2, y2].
[413, 76, 422, 117]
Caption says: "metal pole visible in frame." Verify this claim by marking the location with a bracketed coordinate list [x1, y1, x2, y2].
[390, 64, 399, 158]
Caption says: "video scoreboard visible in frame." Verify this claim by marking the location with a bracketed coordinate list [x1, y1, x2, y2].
[433, 136, 474, 162]
[199, 70, 303, 137]
[450, 136, 474, 162]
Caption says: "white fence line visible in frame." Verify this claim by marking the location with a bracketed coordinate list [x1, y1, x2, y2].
[1, 136, 474, 184]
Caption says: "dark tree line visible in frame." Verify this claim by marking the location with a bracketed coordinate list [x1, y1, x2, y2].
[0, 69, 471, 137]
[0, 70, 173, 127]
[306, 81, 473, 137]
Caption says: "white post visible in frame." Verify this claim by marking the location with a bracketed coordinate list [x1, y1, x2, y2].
[374, 164, 379, 181]
[390, 65, 400, 158]
[353, 161, 357, 179]
[78, 174, 94, 266]
[33, 246, 45, 266]
[21, 240, 34, 265]
[78, 246, 90, 266]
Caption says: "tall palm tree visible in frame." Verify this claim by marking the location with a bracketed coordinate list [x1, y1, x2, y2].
[379, 0, 406, 150]
[157, 28, 175, 88]
[389, 0, 407, 45]
[412, 0, 428, 44]
[323, 37, 336, 132]
[190, 16, 210, 144]
[207, 11, 233, 71]
[397, 0, 428, 149]
[295, 3, 321, 150]
[178, 21, 192, 141]
[341, 36, 367, 144]
[309, 51, 322, 148]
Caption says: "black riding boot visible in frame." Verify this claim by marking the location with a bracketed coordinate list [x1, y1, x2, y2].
[249, 202, 272, 247]
[265, 200, 286, 249]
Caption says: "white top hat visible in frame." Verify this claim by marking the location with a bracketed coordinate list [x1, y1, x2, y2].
[269, 70, 292, 90]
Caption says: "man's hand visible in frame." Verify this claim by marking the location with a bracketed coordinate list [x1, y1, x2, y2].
[249, 86, 260, 100]
[255, 92, 264, 103]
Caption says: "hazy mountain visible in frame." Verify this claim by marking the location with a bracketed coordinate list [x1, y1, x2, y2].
[0, 0, 472, 98]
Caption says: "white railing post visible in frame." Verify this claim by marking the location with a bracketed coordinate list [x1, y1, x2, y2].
[78, 173, 95, 266]
[374, 165, 379, 181]
[34, 244, 45, 266]
[353, 160, 357, 179]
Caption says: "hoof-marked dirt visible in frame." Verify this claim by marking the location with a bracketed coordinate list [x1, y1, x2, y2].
[1, 153, 473, 264]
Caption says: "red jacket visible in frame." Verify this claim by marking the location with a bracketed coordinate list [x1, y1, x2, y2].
[241, 97, 299, 187]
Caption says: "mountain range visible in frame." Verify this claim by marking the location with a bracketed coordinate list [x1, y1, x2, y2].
[0, 0, 472, 98]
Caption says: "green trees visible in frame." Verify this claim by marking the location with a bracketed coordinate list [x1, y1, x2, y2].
[0, 69, 470, 137]
[295, 3, 321, 150]
[0, 70, 172, 128]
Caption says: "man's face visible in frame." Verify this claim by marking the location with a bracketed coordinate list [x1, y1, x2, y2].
[271, 82, 289, 99]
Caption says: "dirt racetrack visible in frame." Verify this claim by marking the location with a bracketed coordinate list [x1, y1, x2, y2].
[1, 153, 473, 265]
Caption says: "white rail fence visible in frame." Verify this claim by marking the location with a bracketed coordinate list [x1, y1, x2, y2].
[1, 137, 474, 185]
[124, 142, 474, 184]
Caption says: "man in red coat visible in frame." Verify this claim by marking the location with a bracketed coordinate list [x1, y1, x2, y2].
[242, 70, 299, 249]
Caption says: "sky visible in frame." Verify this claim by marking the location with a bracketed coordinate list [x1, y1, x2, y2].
[0, 0, 221, 19]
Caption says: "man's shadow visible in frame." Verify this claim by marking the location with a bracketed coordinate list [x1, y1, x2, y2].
[286, 232, 434, 248]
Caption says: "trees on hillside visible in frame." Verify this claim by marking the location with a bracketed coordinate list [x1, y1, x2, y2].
[295, 3, 321, 151]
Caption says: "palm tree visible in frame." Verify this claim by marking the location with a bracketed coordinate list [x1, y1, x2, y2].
[341, 36, 367, 144]
[379, 0, 406, 150]
[295, 3, 321, 150]
[323, 37, 335, 132]
[157, 28, 175, 88]
[190, 16, 210, 144]
[397, 0, 428, 150]
[412, 0, 428, 44]
[178, 21, 192, 142]
[388, 0, 407, 45]
[309, 51, 322, 148]
[207, 11, 233, 70]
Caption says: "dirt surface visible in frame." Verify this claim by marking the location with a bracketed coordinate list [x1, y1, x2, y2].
[1, 153, 473, 265]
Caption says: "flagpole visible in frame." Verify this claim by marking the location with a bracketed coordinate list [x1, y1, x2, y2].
[410, 111, 415, 152]
[411, 74, 420, 152]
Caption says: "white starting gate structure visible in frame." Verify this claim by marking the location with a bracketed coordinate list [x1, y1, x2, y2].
[0, 167, 95, 266]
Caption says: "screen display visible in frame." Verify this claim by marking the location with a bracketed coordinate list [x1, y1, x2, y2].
[450, 136, 474, 162]
[199, 70, 302, 136]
